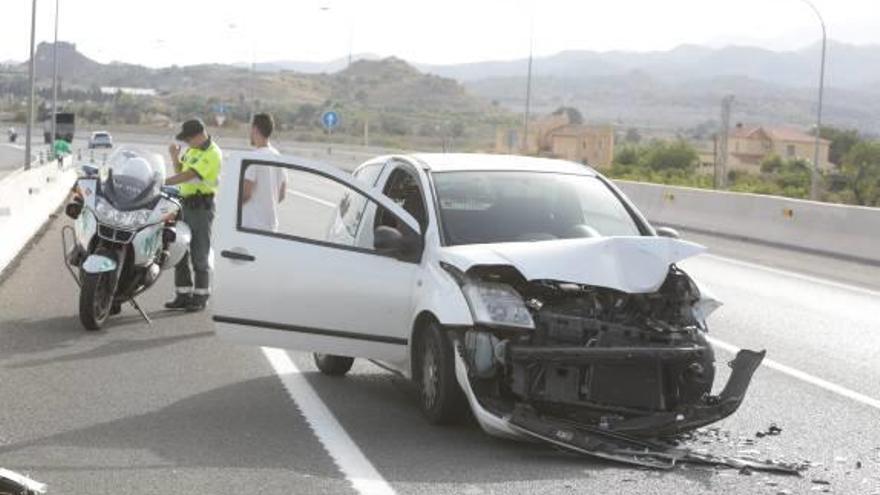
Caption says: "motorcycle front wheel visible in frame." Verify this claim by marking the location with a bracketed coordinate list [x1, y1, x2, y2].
[79, 271, 114, 331]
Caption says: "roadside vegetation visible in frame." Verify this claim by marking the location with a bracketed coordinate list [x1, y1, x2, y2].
[605, 127, 880, 207]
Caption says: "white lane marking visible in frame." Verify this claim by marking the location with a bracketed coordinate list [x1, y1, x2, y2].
[701, 253, 880, 299]
[708, 337, 880, 411]
[262, 347, 397, 495]
[288, 189, 337, 208]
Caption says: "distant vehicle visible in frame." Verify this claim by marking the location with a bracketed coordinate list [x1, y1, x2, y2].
[88, 131, 114, 149]
[43, 112, 75, 144]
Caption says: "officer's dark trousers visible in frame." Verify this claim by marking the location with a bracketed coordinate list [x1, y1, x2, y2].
[175, 201, 214, 296]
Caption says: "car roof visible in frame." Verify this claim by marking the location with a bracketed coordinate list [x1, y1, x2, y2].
[405, 153, 597, 176]
[92, 131, 110, 136]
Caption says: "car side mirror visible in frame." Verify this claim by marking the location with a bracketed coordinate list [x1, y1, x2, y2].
[655, 226, 680, 239]
[374, 226, 404, 253]
[374, 226, 422, 260]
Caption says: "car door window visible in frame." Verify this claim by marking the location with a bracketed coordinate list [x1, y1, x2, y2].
[239, 162, 408, 253]
[375, 166, 427, 232]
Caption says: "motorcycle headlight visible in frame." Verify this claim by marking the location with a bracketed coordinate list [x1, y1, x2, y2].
[461, 279, 534, 329]
[93, 199, 152, 229]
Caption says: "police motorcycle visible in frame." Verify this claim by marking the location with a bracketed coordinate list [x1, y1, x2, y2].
[62, 148, 191, 330]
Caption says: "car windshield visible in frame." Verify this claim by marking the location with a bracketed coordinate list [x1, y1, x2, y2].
[432, 171, 641, 246]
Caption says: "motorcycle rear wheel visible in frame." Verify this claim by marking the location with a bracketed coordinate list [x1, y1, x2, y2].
[79, 271, 113, 331]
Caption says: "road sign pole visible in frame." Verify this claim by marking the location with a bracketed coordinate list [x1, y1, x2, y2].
[322, 110, 339, 156]
[24, 0, 38, 171]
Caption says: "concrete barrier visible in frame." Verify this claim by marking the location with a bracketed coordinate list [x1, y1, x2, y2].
[0, 157, 77, 276]
[615, 180, 880, 264]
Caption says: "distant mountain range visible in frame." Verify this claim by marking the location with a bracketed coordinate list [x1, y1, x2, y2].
[234, 54, 383, 74]
[4, 42, 506, 133]
[419, 42, 880, 89]
[243, 42, 880, 89]
[7, 41, 880, 134]
[216, 42, 880, 134]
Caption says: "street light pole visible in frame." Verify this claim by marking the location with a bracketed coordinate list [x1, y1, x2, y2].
[24, 0, 38, 171]
[522, 15, 534, 154]
[51, 0, 60, 148]
[799, 0, 826, 201]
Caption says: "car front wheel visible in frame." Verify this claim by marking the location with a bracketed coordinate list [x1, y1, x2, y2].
[414, 322, 467, 424]
[313, 353, 354, 376]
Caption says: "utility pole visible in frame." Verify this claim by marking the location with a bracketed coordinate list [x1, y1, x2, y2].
[24, 0, 38, 171]
[522, 15, 534, 154]
[798, 0, 826, 201]
[51, 0, 60, 149]
[715, 95, 734, 189]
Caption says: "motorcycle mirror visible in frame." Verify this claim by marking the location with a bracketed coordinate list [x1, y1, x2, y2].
[64, 201, 83, 219]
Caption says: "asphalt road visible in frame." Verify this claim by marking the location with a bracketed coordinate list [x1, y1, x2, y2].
[1, 136, 879, 494]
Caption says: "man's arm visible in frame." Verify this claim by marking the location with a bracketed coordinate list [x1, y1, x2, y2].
[169, 143, 182, 172]
[278, 179, 286, 203]
[242, 179, 256, 203]
[165, 169, 199, 186]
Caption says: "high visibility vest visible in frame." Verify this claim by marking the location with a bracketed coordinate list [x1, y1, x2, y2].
[179, 138, 222, 197]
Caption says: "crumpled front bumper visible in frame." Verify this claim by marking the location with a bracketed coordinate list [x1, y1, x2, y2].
[454, 341, 769, 469]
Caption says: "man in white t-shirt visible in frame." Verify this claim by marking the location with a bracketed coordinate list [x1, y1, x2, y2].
[241, 113, 287, 232]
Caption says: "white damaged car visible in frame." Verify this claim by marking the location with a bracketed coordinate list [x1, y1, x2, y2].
[212, 153, 766, 468]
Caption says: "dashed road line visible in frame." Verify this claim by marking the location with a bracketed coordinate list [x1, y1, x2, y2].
[262, 347, 396, 495]
[708, 337, 880, 411]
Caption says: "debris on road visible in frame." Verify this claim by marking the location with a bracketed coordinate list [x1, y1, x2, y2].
[506, 405, 804, 474]
[756, 423, 783, 438]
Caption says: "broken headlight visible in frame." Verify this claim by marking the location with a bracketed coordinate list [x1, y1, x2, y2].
[462, 280, 534, 329]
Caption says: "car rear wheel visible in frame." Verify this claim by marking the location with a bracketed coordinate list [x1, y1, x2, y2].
[414, 322, 467, 424]
[313, 353, 354, 376]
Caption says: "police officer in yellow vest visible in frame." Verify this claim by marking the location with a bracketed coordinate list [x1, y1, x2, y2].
[164, 119, 222, 312]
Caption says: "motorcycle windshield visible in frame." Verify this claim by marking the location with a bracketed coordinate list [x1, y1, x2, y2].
[102, 148, 166, 210]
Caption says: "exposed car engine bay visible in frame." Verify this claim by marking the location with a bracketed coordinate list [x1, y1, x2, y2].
[452, 263, 791, 471]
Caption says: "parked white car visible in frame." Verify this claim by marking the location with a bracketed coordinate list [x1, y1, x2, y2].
[212, 152, 765, 467]
[88, 131, 113, 149]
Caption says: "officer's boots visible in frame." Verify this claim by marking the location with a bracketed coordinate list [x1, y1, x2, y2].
[165, 293, 192, 310]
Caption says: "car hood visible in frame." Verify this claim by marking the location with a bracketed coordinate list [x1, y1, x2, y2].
[439, 236, 706, 294]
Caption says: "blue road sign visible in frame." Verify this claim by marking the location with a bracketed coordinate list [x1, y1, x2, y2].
[321, 110, 340, 131]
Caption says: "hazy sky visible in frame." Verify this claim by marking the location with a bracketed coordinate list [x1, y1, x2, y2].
[2, 0, 878, 67]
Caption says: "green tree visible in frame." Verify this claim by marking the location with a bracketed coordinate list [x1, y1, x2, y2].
[819, 126, 861, 166]
[760, 155, 784, 174]
[840, 141, 880, 206]
[624, 128, 641, 144]
[552, 106, 584, 125]
[450, 121, 465, 139]
[613, 146, 640, 167]
[640, 140, 699, 172]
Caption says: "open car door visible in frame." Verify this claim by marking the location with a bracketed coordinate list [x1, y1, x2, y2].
[213, 152, 423, 364]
